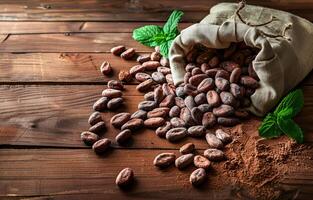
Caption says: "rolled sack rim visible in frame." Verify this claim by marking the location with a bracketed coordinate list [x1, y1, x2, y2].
[169, 20, 279, 116]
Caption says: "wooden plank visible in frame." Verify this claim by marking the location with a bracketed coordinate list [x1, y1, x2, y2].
[1, 84, 313, 148]
[0, 149, 312, 199]
[1, 52, 313, 85]
[0, 22, 192, 34]
[0, 33, 152, 53]
[0, 0, 313, 22]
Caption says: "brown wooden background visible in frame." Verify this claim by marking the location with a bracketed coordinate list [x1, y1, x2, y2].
[0, 1, 313, 199]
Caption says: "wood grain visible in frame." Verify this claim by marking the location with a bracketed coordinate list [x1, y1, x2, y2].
[0, 84, 313, 149]
[0, 22, 192, 34]
[0, 149, 312, 199]
[1, 0, 313, 22]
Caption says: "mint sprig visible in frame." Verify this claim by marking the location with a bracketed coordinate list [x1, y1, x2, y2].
[258, 89, 304, 143]
[132, 10, 184, 57]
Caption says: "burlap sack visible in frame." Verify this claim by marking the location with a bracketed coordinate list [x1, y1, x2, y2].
[169, 2, 313, 116]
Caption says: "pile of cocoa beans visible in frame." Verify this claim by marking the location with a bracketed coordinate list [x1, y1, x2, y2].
[80, 42, 260, 187]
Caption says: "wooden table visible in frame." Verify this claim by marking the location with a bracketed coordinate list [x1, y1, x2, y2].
[1, 1, 313, 199]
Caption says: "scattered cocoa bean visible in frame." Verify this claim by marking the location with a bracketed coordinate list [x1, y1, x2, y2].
[213, 104, 235, 117]
[121, 118, 143, 131]
[130, 110, 147, 120]
[116, 168, 134, 188]
[111, 45, 126, 56]
[153, 153, 176, 168]
[175, 154, 194, 170]
[89, 121, 106, 134]
[147, 107, 169, 118]
[180, 143, 195, 154]
[88, 111, 102, 126]
[204, 148, 225, 161]
[205, 132, 224, 149]
[144, 117, 165, 128]
[107, 97, 124, 110]
[188, 125, 205, 137]
[92, 138, 111, 154]
[129, 65, 145, 75]
[107, 80, 124, 90]
[100, 61, 112, 75]
[102, 89, 122, 98]
[93, 97, 109, 111]
[151, 52, 162, 61]
[170, 117, 186, 128]
[156, 121, 172, 138]
[138, 100, 157, 111]
[115, 129, 132, 145]
[81, 131, 99, 146]
[217, 117, 240, 126]
[194, 155, 211, 170]
[136, 79, 155, 92]
[202, 112, 216, 128]
[169, 106, 181, 118]
[135, 72, 151, 82]
[118, 70, 132, 82]
[110, 112, 131, 128]
[120, 48, 136, 60]
[215, 129, 232, 144]
[166, 127, 187, 142]
[142, 61, 160, 70]
[190, 168, 207, 186]
[137, 54, 150, 63]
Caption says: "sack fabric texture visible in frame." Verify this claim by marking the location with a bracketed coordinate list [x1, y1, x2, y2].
[169, 2, 313, 116]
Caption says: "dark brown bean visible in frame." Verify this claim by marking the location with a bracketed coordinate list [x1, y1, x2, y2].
[135, 72, 151, 82]
[100, 61, 112, 75]
[144, 91, 155, 101]
[188, 125, 205, 137]
[231, 51, 245, 66]
[215, 77, 230, 91]
[206, 90, 221, 107]
[200, 63, 211, 73]
[166, 127, 187, 142]
[215, 70, 230, 80]
[152, 72, 166, 83]
[180, 143, 195, 154]
[115, 129, 132, 145]
[110, 112, 131, 128]
[180, 107, 195, 126]
[186, 49, 199, 62]
[185, 63, 197, 72]
[81, 131, 99, 146]
[107, 97, 124, 110]
[170, 117, 186, 128]
[118, 70, 132, 82]
[198, 104, 212, 113]
[204, 148, 225, 161]
[213, 104, 235, 117]
[144, 117, 165, 128]
[194, 93, 207, 105]
[116, 168, 134, 187]
[220, 92, 236, 106]
[191, 67, 203, 76]
[121, 118, 143, 131]
[151, 51, 162, 61]
[111, 45, 126, 56]
[220, 61, 239, 72]
[137, 54, 150, 64]
[205, 132, 224, 149]
[136, 79, 155, 92]
[202, 112, 216, 128]
[93, 97, 109, 111]
[184, 84, 198, 96]
[160, 57, 169, 67]
[205, 68, 219, 77]
[191, 107, 203, 124]
[215, 129, 232, 144]
[159, 94, 175, 108]
[157, 66, 171, 75]
[102, 89, 122, 98]
[189, 74, 208, 86]
[184, 96, 196, 110]
[156, 121, 171, 138]
[248, 63, 259, 80]
[175, 97, 186, 108]
[230, 83, 245, 98]
[89, 121, 106, 134]
[131, 110, 147, 120]
[120, 48, 136, 60]
[138, 100, 157, 111]
[230, 67, 241, 83]
[234, 109, 249, 119]
[240, 76, 259, 89]
[197, 78, 214, 93]
[147, 107, 169, 118]
[153, 153, 176, 168]
[88, 111, 102, 126]
[194, 155, 211, 170]
[190, 168, 207, 186]
[129, 65, 145, 76]
[162, 83, 175, 95]
[107, 80, 124, 90]
[153, 85, 164, 103]
[92, 138, 111, 154]
[175, 154, 194, 170]
[196, 51, 214, 64]
[169, 106, 181, 118]
[217, 117, 240, 126]
[142, 61, 160, 70]
[165, 74, 174, 85]
[208, 56, 219, 67]
[223, 43, 237, 58]
[184, 72, 192, 84]
[245, 88, 256, 97]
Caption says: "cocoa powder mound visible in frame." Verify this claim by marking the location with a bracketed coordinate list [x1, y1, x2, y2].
[205, 118, 312, 200]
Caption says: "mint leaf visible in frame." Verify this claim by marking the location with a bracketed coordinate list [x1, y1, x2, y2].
[274, 89, 304, 118]
[258, 113, 282, 138]
[277, 116, 304, 143]
[163, 10, 184, 34]
[159, 40, 174, 58]
[132, 25, 165, 47]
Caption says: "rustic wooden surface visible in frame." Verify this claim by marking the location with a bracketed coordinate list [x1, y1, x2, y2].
[0, 1, 313, 199]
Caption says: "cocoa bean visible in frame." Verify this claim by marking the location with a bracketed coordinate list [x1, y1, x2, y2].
[89, 121, 106, 134]
[197, 78, 214, 93]
[107, 80, 124, 90]
[184, 96, 196, 110]
[136, 79, 155, 92]
[229, 67, 241, 83]
[170, 117, 186, 128]
[93, 97, 109, 111]
[121, 118, 143, 131]
[88, 111, 102, 126]
[230, 83, 245, 98]
[100, 61, 112, 75]
[194, 93, 207, 105]
[188, 125, 205, 137]
[180, 143, 195, 154]
[191, 67, 203, 76]
[220, 92, 236, 106]
[194, 155, 211, 170]
[204, 148, 225, 161]
[205, 132, 224, 149]
[190, 168, 207, 186]
[175, 97, 186, 108]
[118, 70, 132, 82]
[215, 129, 232, 144]
[107, 97, 123, 110]
[144, 91, 155, 101]
[156, 121, 171, 138]
[138, 100, 157, 111]
[215, 70, 230, 80]
[102, 89, 122, 98]
[212, 104, 235, 117]
[184, 84, 198, 96]
[184, 72, 192, 84]
[153, 153, 176, 168]
[191, 107, 203, 124]
[159, 94, 175, 108]
[153, 85, 164, 103]
[165, 74, 174, 85]
[120, 48, 136, 60]
[135, 72, 151, 82]
[157, 66, 171, 75]
[92, 138, 111, 154]
[234, 109, 249, 118]
[175, 154, 194, 170]
[200, 63, 211, 73]
[175, 86, 185, 97]
[166, 127, 187, 142]
[185, 63, 197, 72]
[186, 49, 199, 62]
[144, 117, 165, 128]
[115, 168, 134, 187]
[142, 61, 160, 70]
[160, 57, 169, 67]
[217, 117, 240, 126]
[202, 112, 216, 128]
[189, 74, 208, 86]
[196, 51, 214, 64]
[205, 68, 219, 77]
[220, 61, 239, 72]
[147, 107, 169, 118]
[130, 110, 147, 120]
[208, 56, 219, 67]
[151, 52, 162, 61]
[129, 65, 145, 75]
[110, 112, 131, 128]
[115, 129, 132, 145]
[198, 104, 212, 113]
[152, 72, 166, 84]
[215, 77, 230, 91]
[111, 45, 126, 56]
[180, 107, 195, 126]
[162, 83, 175, 95]
[137, 54, 150, 64]
[206, 90, 221, 107]
[81, 131, 99, 146]
[240, 76, 259, 89]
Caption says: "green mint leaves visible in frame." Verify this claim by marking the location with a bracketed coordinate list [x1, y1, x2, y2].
[132, 10, 184, 57]
[259, 89, 304, 143]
